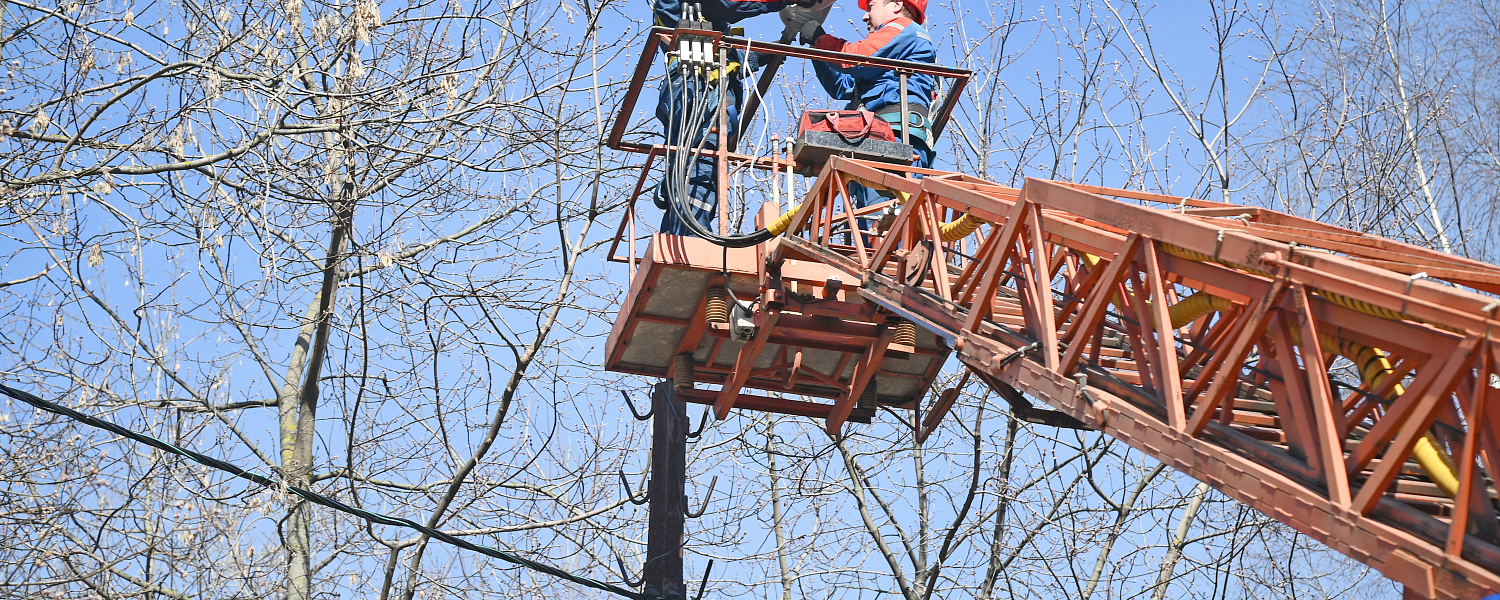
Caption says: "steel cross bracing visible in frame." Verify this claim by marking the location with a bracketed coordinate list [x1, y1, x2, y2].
[763, 157, 1500, 598]
[602, 22, 1500, 596]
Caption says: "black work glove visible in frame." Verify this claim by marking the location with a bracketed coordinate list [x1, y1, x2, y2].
[802, 25, 827, 46]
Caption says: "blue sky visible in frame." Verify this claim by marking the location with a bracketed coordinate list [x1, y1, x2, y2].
[0, 0, 1413, 597]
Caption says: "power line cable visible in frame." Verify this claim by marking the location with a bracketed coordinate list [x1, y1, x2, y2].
[660, 47, 777, 249]
[0, 383, 648, 600]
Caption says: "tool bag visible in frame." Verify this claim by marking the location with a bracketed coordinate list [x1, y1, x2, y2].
[796, 110, 899, 144]
[791, 109, 912, 176]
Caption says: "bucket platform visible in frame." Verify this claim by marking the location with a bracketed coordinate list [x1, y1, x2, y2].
[601, 27, 971, 431]
[604, 233, 950, 426]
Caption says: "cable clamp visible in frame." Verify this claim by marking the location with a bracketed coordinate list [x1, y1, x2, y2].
[998, 342, 1039, 368]
[1074, 372, 1108, 428]
[1402, 271, 1428, 316]
[1405, 271, 1429, 293]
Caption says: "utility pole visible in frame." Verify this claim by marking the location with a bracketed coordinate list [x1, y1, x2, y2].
[643, 381, 687, 600]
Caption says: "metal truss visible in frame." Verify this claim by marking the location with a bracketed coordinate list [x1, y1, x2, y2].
[760, 156, 1500, 598]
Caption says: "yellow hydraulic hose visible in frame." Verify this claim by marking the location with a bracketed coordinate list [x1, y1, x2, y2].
[841, 176, 984, 241]
[765, 203, 800, 236]
[1325, 337, 1460, 497]
[940, 213, 986, 243]
[1161, 243, 1227, 270]
[1166, 290, 1236, 330]
[1166, 291, 1460, 497]
[1317, 289, 1413, 323]
[1077, 252, 1126, 308]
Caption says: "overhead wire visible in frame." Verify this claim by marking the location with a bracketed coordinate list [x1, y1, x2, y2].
[0, 383, 649, 600]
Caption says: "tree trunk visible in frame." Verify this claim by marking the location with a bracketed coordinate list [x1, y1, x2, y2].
[287, 198, 354, 600]
[1151, 481, 1211, 600]
[767, 416, 794, 600]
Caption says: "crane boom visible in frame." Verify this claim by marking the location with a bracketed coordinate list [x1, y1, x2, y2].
[779, 158, 1500, 598]
[604, 29, 1500, 597]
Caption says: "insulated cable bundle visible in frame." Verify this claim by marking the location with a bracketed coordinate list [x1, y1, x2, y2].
[660, 7, 778, 249]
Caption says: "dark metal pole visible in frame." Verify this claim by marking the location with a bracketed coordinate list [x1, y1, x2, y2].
[643, 381, 687, 599]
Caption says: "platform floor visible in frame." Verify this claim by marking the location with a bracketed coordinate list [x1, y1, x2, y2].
[604, 234, 949, 419]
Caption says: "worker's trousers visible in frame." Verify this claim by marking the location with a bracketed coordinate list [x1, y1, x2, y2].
[654, 67, 744, 237]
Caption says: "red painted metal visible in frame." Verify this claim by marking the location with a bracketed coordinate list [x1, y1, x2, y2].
[603, 232, 950, 411]
[725, 156, 1500, 597]
[604, 25, 1500, 598]
[607, 29, 972, 154]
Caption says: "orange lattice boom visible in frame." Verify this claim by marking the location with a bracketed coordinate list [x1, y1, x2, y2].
[604, 29, 1500, 598]
[607, 157, 1500, 597]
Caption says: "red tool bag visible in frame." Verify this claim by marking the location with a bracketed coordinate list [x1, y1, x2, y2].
[791, 109, 912, 176]
[797, 110, 898, 144]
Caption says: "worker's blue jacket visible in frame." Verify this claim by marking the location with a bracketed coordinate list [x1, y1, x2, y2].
[654, 0, 791, 31]
[811, 17, 936, 142]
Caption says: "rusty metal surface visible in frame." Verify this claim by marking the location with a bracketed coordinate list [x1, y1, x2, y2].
[603, 233, 949, 420]
[604, 22, 1500, 597]
[759, 156, 1500, 598]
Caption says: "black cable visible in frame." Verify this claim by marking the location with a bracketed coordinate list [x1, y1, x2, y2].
[661, 53, 777, 249]
[664, 144, 776, 248]
[0, 383, 648, 600]
[671, 189, 777, 247]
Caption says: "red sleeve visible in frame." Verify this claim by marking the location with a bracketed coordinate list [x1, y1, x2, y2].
[819, 18, 909, 56]
[813, 34, 846, 52]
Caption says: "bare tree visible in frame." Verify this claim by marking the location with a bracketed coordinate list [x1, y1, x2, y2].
[1249, 0, 1500, 260]
[0, 0, 646, 597]
[8, 0, 1499, 599]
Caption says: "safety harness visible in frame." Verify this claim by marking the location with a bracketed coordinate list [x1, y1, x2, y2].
[873, 103, 930, 145]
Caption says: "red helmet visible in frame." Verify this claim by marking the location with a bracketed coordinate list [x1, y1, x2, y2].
[858, 0, 926, 24]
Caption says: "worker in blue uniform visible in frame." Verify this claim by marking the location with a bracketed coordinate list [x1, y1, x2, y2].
[652, 0, 833, 236]
[805, 0, 935, 212]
